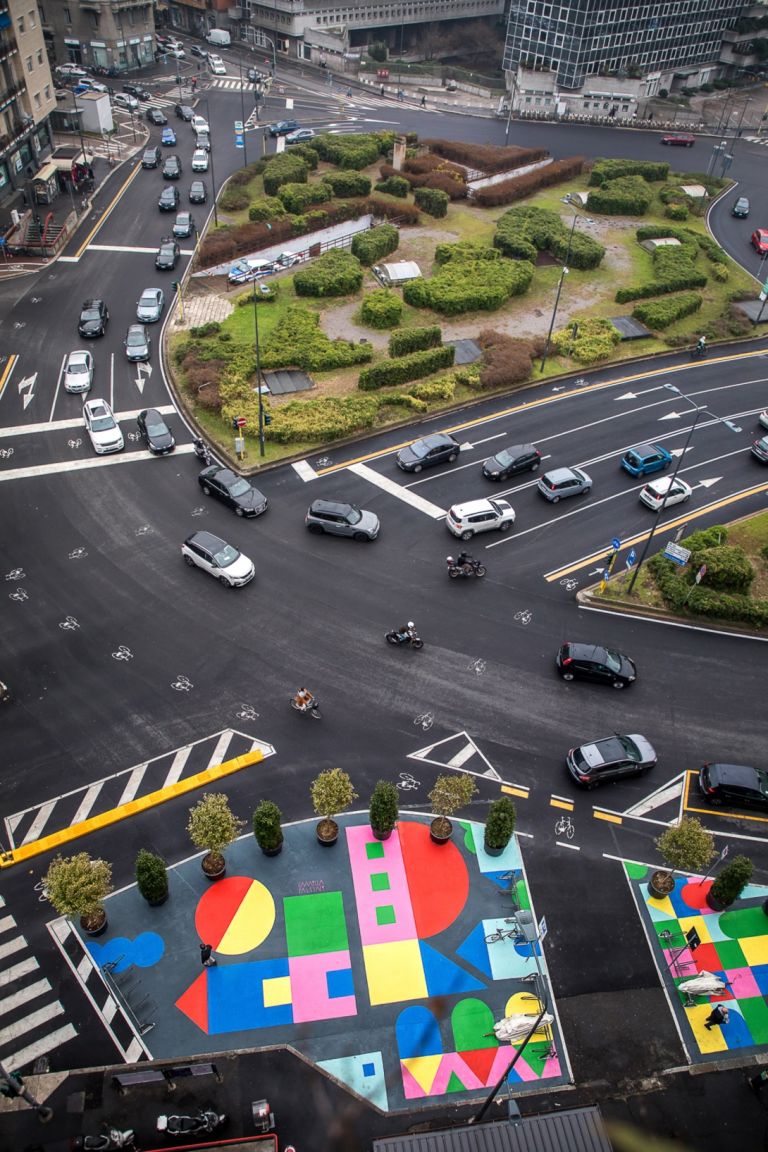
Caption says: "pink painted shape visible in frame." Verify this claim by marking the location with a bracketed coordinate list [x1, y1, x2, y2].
[720, 968, 758, 999]
[681, 879, 711, 910]
[288, 951, 356, 1024]
[540, 1055, 562, 1078]
[487, 1045, 539, 1084]
[430, 1052, 483, 1094]
[661, 947, 696, 975]
[400, 1063, 428, 1099]
[346, 825, 417, 946]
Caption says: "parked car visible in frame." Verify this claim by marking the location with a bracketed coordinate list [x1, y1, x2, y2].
[285, 128, 315, 144]
[175, 104, 194, 121]
[158, 185, 180, 211]
[446, 498, 515, 540]
[78, 298, 109, 338]
[732, 196, 750, 218]
[112, 92, 139, 112]
[537, 466, 591, 502]
[556, 643, 636, 689]
[155, 237, 180, 270]
[161, 126, 177, 146]
[136, 288, 165, 323]
[396, 432, 460, 473]
[142, 145, 162, 169]
[83, 398, 124, 454]
[63, 350, 93, 394]
[621, 442, 672, 477]
[76, 78, 109, 94]
[123, 82, 152, 101]
[482, 443, 541, 481]
[567, 733, 657, 788]
[172, 212, 195, 239]
[137, 408, 175, 454]
[147, 107, 167, 125]
[124, 324, 150, 362]
[638, 476, 692, 511]
[305, 499, 379, 540]
[189, 180, 207, 204]
[198, 466, 268, 517]
[56, 64, 88, 79]
[228, 257, 274, 285]
[698, 762, 768, 811]
[661, 133, 695, 146]
[751, 435, 768, 463]
[751, 229, 768, 254]
[191, 148, 209, 172]
[268, 119, 300, 137]
[162, 154, 182, 179]
[182, 530, 255, 587]
[272, 251, 302, 270]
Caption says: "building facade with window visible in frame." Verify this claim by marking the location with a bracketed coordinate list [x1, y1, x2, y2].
[40, 0, 155, 74]
[0, 0, 55, 219]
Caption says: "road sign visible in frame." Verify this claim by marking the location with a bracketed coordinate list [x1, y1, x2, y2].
[611, 537, 621, 551]
[235, 133, 244, 149]
[538, 916, 547, 942]
[626, 548, 637, 568]
[663, 541, 691, 566]
[695, 563, 707, 584]
[236, 417, 247, 428]
[234, 120, 243, 131]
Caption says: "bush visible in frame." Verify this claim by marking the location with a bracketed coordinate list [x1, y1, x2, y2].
[494, 205, 604, 270]
[408, 377, 456, 401]
[476, 329, 535, 389]
[277, 181, 332, 214]
[691, 544, 754, 593]
[374, 175, 409, 198]
[389, 325, 442, 356]
[435, 241, 500, 266]
[135, 850, 168, 904]
[616, 243, 707, 303]
[587, 174, 654, 215]
[633, 292, 703, 329]
[403, 256, 533, 316]
[428, 773, 478, 837]
[369, 780, 399, 838]
[190, 321, 221, 338]
[252, 800, 283, 853]
[262, 152, 309, 196]
[187, 793, 245, 870]
[551, 317, 621, 363]
[709, 856, 753, 907]
[369, 41, 387, 62]
[473, 156, 585, 208]
[656, 817, 715, 875]
[227, 160, 265, 186]
[351, 222, 400, 266]
[666, 203, 690, 221]
[424, 139, 548, 175]
[358, 344, 455, 390]
[220, 186, 251, 212]
[293, 248, 364, 297]
[44, 852, 113, 922]
[589, 158, 670, 185]
[322, 170, 372, 198]
[248, 197, 286, 223]
[360, 289, 402, 328]
[711, 263, 729, 283]
[414, 187, 449, 218]
[265, 394, 382, 443]
[363, 196, 420, 224]
[484, 797, 516, 851]
[311, 769, 358, 831]
[262, 306, 373, 370]
[311, 132, 387, 170]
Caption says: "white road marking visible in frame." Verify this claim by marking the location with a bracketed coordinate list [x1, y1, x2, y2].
[578, 602, 768, 642]
[3, 1023, 77, 1074]
[447, 745, 476, 768]
[623, 774, 686, 817]
[349, 461, 446, 518]
[86, 244, 195, 255]
[292, 459, 318, 481]
[49, 354, 66, 423]
[0, 978, 51, 1017]
[70, 782, 106, 827]
[164, 745, 193, 787]
[0, 405, 176, 437]
[0, 444, 196, 483]
[0, 957, 39, 988]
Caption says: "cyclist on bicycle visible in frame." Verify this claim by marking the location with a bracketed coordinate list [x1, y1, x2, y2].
[294, 687, 314, 711]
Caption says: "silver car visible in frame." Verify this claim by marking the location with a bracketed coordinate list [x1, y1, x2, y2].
[305, 499, 379, 540]
[537, 466, 592, 503]
[63, 350, 93, 394]
[136, 288, 165, 323]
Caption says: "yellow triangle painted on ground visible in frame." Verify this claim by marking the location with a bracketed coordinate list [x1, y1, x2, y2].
[402, 1055, 442, 1094]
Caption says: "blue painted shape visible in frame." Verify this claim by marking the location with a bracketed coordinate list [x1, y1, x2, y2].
[722, 1007, 753, 1048]
[396, 1005, 442, 1059]
[751, 965, 768, 996]
[486, 869, 520, 891]
[420, 941, 485, 996]
[741, 884, 768, 901]
[362, 1062, 375, 1078]
[326, 967, 354, 999]
[86, 932, 164, 972]
[482, 921, 540, 982]
[668, 877, 697, 919]
[206, 958, 292, 1034]
[319, 1052, 388, 1110]
[457, 923, 493, 979]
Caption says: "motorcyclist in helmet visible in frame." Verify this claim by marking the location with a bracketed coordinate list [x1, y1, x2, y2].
[399, 621, 416, 640]
[696, 335, 706, 354]
[457, 551, 474, 572]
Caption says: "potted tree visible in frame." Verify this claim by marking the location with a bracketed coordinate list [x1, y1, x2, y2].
[428, 774, 478, 845]
[652, 817, 715, 898]
[253, 800, 284, 856]
[135, 849, 169, 906]
[311, 768, 358, 846]
[369, 779, 399, 841]
[707, 855, 753, 911]
[43, 852, 113, 936]
[187, 792, 244, 879]
[484, 797, 517, 856]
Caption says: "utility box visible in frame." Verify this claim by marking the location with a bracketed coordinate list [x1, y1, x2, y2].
[78, 91, 113, 134]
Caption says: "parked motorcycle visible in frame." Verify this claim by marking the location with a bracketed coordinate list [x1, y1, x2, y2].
[446, 556, 486, 579]
[193, 436, 212, 466]
[156, 1109, 227, 1137]
[385, 626, 424, 650]
[289, 694, 322, 720]
[70, 1128, 136, 1151]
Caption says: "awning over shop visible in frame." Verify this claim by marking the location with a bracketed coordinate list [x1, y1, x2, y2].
[32, 160, 59, 184]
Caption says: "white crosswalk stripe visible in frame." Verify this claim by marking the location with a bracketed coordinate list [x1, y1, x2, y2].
[208, 77, 250, 92]
[744, 135, 768, 146]
[0, 896, 77, 1072]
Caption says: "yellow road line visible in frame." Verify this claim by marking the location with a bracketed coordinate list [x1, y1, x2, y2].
[0, 354, 18, 400]
[501, 785, 529, 798]
[0, 748, 264, 869]
[546, 480, 768, 582]
[594, 810, 623, 825]
[71, 163, 143, 260]
[550, 798, 573, 811]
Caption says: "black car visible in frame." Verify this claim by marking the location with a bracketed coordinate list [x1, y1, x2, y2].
[159, 185, 180, 211]
[189, 45, 208, 59]
[482, 443, 541, 481]
[732, 196, 750, 218]
[137, 408, 175, 454]
[78, 298, 109, 338]
[556, 643, 637, 689]
[396, 432, 460, 473]
[123, 81, 152, 101]
[146, 107, 168, 126]
[162, 154, 182, 180]
[172, 211, 195, 238]
[155, 237, 180, 270]
[698, 762, 768, 811]
[752, 435, 768, 463]
[268, 119, 300, 137]
[189, 180, 207, 204]
[124, 323, 151, 362]
[175, 103, 194, 121]
[198, 465, 268, 517]
[141, 145, 162, 169]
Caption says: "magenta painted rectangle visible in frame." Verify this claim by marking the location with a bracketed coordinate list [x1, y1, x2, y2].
[289, 951, 357, 1024]
[346, 825, 417, 946]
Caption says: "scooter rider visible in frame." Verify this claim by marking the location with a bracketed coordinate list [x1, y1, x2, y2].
[696, 335, 706, 354]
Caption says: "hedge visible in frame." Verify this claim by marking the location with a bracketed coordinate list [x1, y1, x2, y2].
[586, 175, 654, 215]
[691, 545, 754, 593]
[403, 256, 533, 315]
[666, 204, 690, 221]
[277, 181, 332, 215]
[262, 153, 309, 196]
[227, 160, 266, 187]
[648, 552, 768, 628]
[293, 249, 364, 297]
[389, 325, 442, 356]
[358, 345, 455, 390]
[288, 142, 319, 170]
[494, 205, 605, 271]
[362, 196, 420, 224]
[423, 139, 549, 174]
[374, 175, 409, 198]
[414, 187, 449, 218]
[408, 378, 456, 401]
[266, 394, 382, 443]
[219, 186, 250, 212]
[434, 241, 500, 265]
[360, 289, 402, 328]
[472, 156, 585, 208]
[248, 197, 286, 223]
[615, 245, 707, 302]
[589, 159, 670, 186]
[633, 292, 703, 329]
[310, 131, 392, 170]
[261, 306, 373, 371]
[351, 223, 399, 266]
[322, 170, 372, 198]
[476, 329, 536, 390]
[551, 317, 621, 363]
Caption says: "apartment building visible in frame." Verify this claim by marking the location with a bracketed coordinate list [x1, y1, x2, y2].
[40, 0, 155, 73]
[0, 0, 55, 217]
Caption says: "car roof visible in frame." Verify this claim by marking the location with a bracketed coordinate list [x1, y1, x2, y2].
[85, 398, 109, 413]
[706, 763, 761, 786]
[187, 530, 226, 550]
[311, 499, 352, 514]
[422, 433, 456, 447]
[645, 476, 685, 494]
[564, 642, 609, 661]
[544, 466, 579, 481]
[629, 442, 664, 457]
[450, 498, 504, 516]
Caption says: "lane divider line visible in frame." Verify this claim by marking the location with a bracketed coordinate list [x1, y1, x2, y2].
[501, 785, 529, 798]
[0, 354, 18, 400]
[348, 461, 446, 518]
[550, 798, 574, 811]
[594, 810, 623, 825]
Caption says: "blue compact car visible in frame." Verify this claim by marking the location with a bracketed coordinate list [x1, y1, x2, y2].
[161, 126, 177, 146]
[620, 442, 672, 477]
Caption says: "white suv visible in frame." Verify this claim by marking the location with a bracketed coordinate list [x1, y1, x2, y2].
[182, 531, 255, 588]
[83, 398, 124, 454]
[208, 54, 226, 74]
[191, 148, 209, 171]
[446, 498, 515, 540]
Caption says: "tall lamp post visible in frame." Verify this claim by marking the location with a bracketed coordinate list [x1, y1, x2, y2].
[539, 207, 582, 374]
[237, 57, 248, 165]
[251, 279, 269, 458]
[627, 384, 741, 595]
[199, 97, 219, 226]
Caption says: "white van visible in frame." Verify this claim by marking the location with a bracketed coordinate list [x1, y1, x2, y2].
[205, 29, 231, 47]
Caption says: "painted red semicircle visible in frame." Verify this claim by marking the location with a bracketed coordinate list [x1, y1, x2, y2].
[399, 820, 469, 938]
[194, 875, 252, 949]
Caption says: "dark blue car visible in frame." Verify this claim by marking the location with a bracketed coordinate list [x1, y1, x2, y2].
[621, 442, 672, 477]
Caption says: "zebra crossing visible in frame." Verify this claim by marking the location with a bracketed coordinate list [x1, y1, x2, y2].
[743, 135, 768, 146]
[0, 895, 77, 1073]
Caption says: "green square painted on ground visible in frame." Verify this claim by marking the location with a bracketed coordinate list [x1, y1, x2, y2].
[366, 842, 386, 860]
[376, 905, 396, 926]
[284, 891, 349, 957]
[370, 872, 391, 893]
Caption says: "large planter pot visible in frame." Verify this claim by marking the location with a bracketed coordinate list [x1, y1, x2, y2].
[648, 869, 675, 899]
[317, 819, 339, 847]
[706, 891, 728, 912]
[430, 817, 453, 846]
[260, 839, 283, 857]
[145, 890, 169, 907]
[202, 852, 226, 881]
[372, 827, 392, 842]
[484, 839, 506, 857]
[80, 909, 108, 937]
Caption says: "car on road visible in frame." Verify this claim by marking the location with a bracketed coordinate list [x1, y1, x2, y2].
[698, 762, 768, 811]
[732, 196, 750, 218]
[305, 499, 379, 540]
[482, 443, 541, 480]
[83, 398, 124, 454]
[446, 498, 515, 540]
[158, 185, 180, 211]
[661, 133, 695, 146]
[167, 46, 185, 59]
[621, 442, 672, 477]
[751, 435, 768, 463]
[228, 257, 274, 285]
[56, 64, 88, 79]
[198, 466, 268, 517]
[182, 530, 255, 587]
[567, 733, 657, 788]
[247, 67, 264, 83]
[537, 466, 591, 502]
[63, 350, 93, 394]
[154, 237, 180, 270]
[194, 130, 211, 152]
[268, 119, 300, 137]
[556, 643, 636, 689]
[208, 54, 227, 75]
[75, 78, 109, 94]
[124, 323, 151, 362]
[161, 126, 177, 146]
[189, 45, 208, 60]
[759, 410, 768, 430]
[751, 229, 768, 254]
[638, 475, 692, 511]
[191, 115, 209, 134]
[162, 154, 182, 179]
[142, 145, 162, 169]
[191, 148, 209, 172]
[172, 212, 195, 239]
[112, 92, 139, 112]
[78, 298, 109, 338]
[123, 82, 152, 101]
[396, 432, 460, 473]
[175, 104, 194, 121]
[147, 107, 167, 125]
[285, 128, 316, 144]
[137, 408, 175, 454]
[136, 288, 164, 323]
[189, 180, 207, 204]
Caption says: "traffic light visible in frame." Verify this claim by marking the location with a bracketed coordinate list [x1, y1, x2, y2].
[264, 413, 272, 426]
[232, 418, 239, 430]
[171, 281, 179, 294]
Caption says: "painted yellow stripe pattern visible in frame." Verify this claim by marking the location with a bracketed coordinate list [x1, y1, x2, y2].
[501, 785, 529, 798]
[594, 810, 623, 825]
[0, 354, 18, 399]
[550, 798, 573, 811]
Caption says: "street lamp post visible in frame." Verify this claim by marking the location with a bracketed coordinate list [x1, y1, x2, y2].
[252, 279, 266, 458]
[238, 56, 248, 166]
[627, 384, 742, 595]
[539, 208, 582, 374]
[706, 140, 726, 177]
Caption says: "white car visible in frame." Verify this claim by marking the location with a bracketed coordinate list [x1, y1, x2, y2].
[759, 410, 768, 430]
[83, 399, 124, 454]
[228, 257, 274, 284]
[191, 148, 209, 172]
[63, 350, 93, 394]
[56, 63, 88, 79]
[167, 46, 185, 59]
[182, 530, 255, 588]
[208, 55, 226, 75]
[446, 498, 516, 540]
[639, 476, 692, 511]
[191, 115, 209, 134]
[112, 92, 139, 112]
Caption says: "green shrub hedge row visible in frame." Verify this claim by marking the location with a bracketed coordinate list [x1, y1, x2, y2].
[378, 161, 467, 200]
[472, 156, 585, 208]
[434, 241, 500, 265]
[615, 244, 707, 302]
[414, 187, 449, 218]
[310, 131, 393, 170]
[633, 291, 703, 329]
[260, 307, 373, 371]
[589, 159, 670, 186]
[649, 545, 768, 628]
[227, 160, 266, 187]
[586, 174, 654, 215]
[322, 170, 372, 198]
[374, 176, 409, 198]
[293, 249, 364, 297]
[666, 204, 690, 221]
[219, 186, 251, 212]
[358, 344, 455, 390]
[493, 205, 605, 271]
[424, 139, 549, 175]
[262, 153, 309, 196]
[277, 181, 333, 215]
[408, 378, 456, 401]
[552, 317, 621, 363]
[360, 289, 402, 328]
[403, 256, 534, 315]
[247, 197, 286, 223]
[388, 325, 442, 356]
[351, 222, 400, 265]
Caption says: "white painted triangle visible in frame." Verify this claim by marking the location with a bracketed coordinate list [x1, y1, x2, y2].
[697, 477, 722, 488]
[134, 373, 145, 394]
[615, 391, 637, 400]
[409, 730, 501, 781]
[623, 772, 685, 817]
[659, 410, 684, 421]
[459, 441, 473, 452]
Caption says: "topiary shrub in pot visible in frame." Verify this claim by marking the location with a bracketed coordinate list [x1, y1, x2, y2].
[652, 817, 715, 898]
[44, 851, 113, 935]
[187, 792, 244, 879]
[707, 855, 753, 910]
[428, 774, 478, 844]
[253, 800, 284, 856]
[369, 779, 399, 840]
[135, 849, 169, 906]
[484, 797, 516, 855]
[311, 768, 358, 846]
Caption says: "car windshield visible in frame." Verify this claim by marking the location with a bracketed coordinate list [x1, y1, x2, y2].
[91, 414, 115, 431]
[409, 439, 430, 459]
[345, 506, 361, 524]
[127, 331, 145, 346]
[495, 450, 515, 467]
[618, 736, 641, 761]
[140, 293, 156, 307]
[68, 361, 88, 373]
[82, 307, 100, 320]
[213, 544, 239, 568]
[227, 478, 251, 498]
[161, 245, 174, 255]
[604, 649, 622, 673]
[147, 419, 167, 436]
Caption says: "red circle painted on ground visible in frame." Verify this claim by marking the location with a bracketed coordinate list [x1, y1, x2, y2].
[195, 875, 252, 949]
[681, 879, 712, 911]
[398, 820, 469, 938]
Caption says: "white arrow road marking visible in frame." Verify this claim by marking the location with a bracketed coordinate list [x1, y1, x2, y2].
[348, 462, 446, 518]
[659, 410, 694, 421]
[134, 363, 152, 394]
[615, 391, 638, 400]
[459, 441, 474, 452]
[17, 374, 37, 410]
[695, 477, 722, 488]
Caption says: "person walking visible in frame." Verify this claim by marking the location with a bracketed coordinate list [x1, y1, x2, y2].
[420, 94, 426, 107]
[200, 942, 217, 967]
[704, 1004, 728, 1030]
[380, 84, 385, 97]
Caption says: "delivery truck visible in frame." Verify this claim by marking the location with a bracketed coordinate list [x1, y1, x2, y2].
[205, 29, 231, 47]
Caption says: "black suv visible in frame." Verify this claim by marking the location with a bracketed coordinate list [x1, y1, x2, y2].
[78, 298, 109, 337]
[189, 181, 207, 204]
[147, 107, 167, 126]
[162, 154, 182, 180]
[198, 466, 268, 517]
[556, 643, 637, 689]
[142, 145, 162, 169]
[482, 443, 541, 481]
[396, 432, 460, 473]
[123, 81, 152, 101]
[698, 763, 768, 812]
[159, 185, 180, 212]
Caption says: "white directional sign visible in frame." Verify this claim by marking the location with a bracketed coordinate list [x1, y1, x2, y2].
[664, 541, 691, 566]
[134, 363, 152, 394]
[17, 373, 37, 409]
